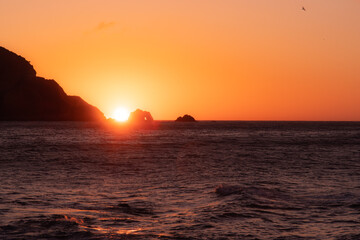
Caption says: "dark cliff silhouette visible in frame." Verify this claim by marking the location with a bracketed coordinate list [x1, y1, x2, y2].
[0, 46, 105, 121]
[128, 109, 153, 124]
[175, 114, 196, 122]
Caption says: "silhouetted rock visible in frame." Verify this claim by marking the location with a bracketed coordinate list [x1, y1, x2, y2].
[128, 109, 153, 124]
[0, 46, 105, 121]
[175, 114, 196, 122]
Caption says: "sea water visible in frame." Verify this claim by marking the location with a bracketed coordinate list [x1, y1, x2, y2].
[0, 121, 360, 239]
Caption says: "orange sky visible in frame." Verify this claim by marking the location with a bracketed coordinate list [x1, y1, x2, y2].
[1, 0, 359, 120]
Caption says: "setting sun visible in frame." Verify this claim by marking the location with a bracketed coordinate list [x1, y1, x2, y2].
[111, 107, 130, 122]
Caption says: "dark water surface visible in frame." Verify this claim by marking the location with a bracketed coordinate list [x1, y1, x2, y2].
[1, 121, 360, 239]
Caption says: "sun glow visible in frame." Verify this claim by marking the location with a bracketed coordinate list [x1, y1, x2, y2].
[111, 107, 130, 122]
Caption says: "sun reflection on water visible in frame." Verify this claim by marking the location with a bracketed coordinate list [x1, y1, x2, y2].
[89, 226, 143, 235]
[63, 215, 84, 224]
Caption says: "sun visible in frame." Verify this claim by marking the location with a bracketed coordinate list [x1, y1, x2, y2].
[111, 107, 130, 122]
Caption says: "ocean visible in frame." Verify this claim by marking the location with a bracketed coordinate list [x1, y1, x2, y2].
[0, 121, 360, 239]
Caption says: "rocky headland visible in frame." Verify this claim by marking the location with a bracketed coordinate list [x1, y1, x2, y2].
[0, 46, 105, 121]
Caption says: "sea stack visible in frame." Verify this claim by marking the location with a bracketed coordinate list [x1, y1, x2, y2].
[175, 114, 196, 122]
[0, 46, 105, 121]
[128, 109, 153, 124]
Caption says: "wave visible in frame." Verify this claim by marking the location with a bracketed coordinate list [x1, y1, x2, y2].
[215, 184, 242, 196]
[105, 200, 155, 216]
[0, 214, 94, 240]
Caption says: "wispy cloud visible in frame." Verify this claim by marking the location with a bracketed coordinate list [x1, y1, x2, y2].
[95, 21, 116, 31]
[83, 21, 116, 35]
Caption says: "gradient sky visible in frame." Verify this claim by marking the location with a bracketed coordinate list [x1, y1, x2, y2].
[1, 0, 359, 120]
